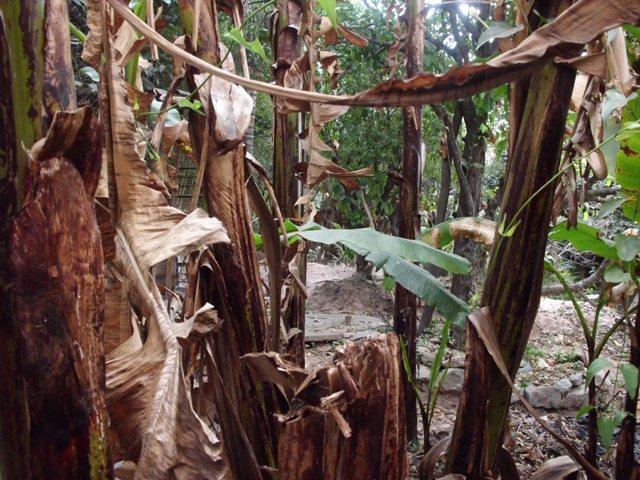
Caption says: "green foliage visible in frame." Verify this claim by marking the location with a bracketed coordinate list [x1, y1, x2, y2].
[598, 412, 630, 450]
[549, 221, 618, 259]
[586, 358, 611, 388]
[290, 225, 470, 324]
[620, 363, 639, 400]
[317, 0, 337, 28]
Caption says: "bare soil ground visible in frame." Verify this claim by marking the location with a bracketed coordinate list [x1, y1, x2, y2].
[302, 261, 631, 479]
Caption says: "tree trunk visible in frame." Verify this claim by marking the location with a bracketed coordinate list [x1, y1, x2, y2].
[180, 1, 280, 472]
[450, 117, 487, 345]
[446, 2, 575, 475]
[277, 334, 408, 479]
[272, 0, 306, 365]
[615, 303, 640, 479]
[394, 0, 424, 443]
[0, 1, 110, 477]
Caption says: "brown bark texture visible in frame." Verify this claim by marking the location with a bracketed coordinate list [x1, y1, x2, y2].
[180, 0, 280, 471]
[276, 334, 408, 479]
[446, 2, 576, 476]
[615, 303, 640, 479]
[9, 108, 110, 479]
[395, 0, 424, 442]
[272, 0, 306, 366]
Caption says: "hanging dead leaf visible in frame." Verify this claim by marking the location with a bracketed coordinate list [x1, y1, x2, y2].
[114, 19, 147, 66]
[607, 27, 635, 96]
[101, 21, 232, 478]
[319, 50, 343, 89]
[317, 103, 349, 125]
[299, 127, 333, 152]
[306, 151, 372, 190]
[337, 24, 369, 48]
[319, 16, 339, 45]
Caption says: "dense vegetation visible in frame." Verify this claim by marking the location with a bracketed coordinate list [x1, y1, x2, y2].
[2, 0, 640, 479]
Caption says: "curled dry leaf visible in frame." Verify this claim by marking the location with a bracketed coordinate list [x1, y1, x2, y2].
[241, 351, 309, 394]
[337, 23, 369, 48]
[173, 303, 223, 345]
[421, 218, 496, 249]
[319, 50, 342, 89]
[114, 19, 147, 66]
[529, 456, 579, 480]
[195, 73, 253, 150]
[101, 19, 231, 478]
[106, 236, 229, 479]
[319, 16, 339, 45]
[418, 435, 451, 480]
[305, 151, 372, 190]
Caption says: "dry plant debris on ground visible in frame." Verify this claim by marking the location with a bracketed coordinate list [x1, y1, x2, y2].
[299, 261, 633, 479]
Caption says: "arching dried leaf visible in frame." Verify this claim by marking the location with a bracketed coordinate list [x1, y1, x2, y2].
[101, 18, 231, 478]
[530, 456, 579, 480]
[107, 0, 640, 108]
[337, 24, 368, 48]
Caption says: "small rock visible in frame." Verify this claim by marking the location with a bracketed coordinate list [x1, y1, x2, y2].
[449, 355, 465, 369]
[518, 360, 532, 375]
[555, 378, 573, 394]
[525, 385, 564, 409]
[416, 365, 432, 388]
[417, 347, 436, 366]
[595, 369, 613, 388]
[350, 330, 378, 341]
[511, 386, 524, 405]
[438, 368, 465, 393]
[569, 372, 583, 387]
[564, 389, 588, 410]
[538, 359, 550, 369]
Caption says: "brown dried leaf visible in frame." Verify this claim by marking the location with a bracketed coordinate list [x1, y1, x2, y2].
[82, 0, 103, 66]
[242, 351, 309, 392]
[102, 22, 231, 478]
[114, 20, 147, 66]
[173, 303, 223, 345]
[317, 103, 349, 125]
[299, 127, 333, 152]
[319, 16, 339, 45]
[319, 50, 342, 89]
[530, 456, 579, 480]
[195, 73, 253, 150]
[418, 435, 451, 480]
[306, 151, 372, 190]
[106, 236, 229, 479]
[337, 23, 369, 48]
[108, 0, 640, 108]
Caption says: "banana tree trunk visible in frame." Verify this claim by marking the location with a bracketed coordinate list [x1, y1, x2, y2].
[0, 1, 110, 478]
[394, 0, 424, 443]
[272, 0, 306, 365]
[179, 0, 279, 472]
[446, 2, 575, 476]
